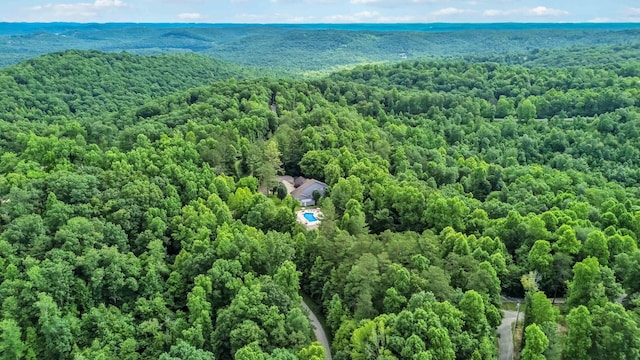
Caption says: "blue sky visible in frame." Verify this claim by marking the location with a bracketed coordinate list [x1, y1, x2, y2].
[2, 0, 640, 23]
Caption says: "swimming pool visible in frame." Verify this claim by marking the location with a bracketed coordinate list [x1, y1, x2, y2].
[303, 212, 318, 222]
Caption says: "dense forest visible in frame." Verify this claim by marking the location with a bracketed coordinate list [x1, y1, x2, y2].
[0, 40, 640, 360]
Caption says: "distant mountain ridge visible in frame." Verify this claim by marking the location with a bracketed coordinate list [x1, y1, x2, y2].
[2, 23, 640, 72]
[3, 22, 640, 35]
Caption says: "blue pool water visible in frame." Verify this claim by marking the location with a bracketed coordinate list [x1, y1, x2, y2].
[303, 213, 318, 222]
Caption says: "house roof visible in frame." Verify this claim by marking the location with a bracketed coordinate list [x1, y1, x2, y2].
[290, 179, 327, 200]
[294, 176, 307, 188]
[276, 176, 295, 194]
[277, 175, 294, 185]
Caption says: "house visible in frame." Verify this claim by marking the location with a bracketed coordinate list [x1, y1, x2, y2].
[291, 179, 327, 206]
[277, 176, 327, 207]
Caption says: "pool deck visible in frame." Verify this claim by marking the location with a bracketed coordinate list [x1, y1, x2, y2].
[296, 208, 323, 230]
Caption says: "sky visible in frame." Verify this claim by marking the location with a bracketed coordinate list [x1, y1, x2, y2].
[1, 0, 640, 23]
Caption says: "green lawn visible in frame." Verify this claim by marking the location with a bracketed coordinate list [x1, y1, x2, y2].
[502, 301, 527, 312]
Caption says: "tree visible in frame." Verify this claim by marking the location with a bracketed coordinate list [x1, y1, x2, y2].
[421, 266, 455, 302]
[383, 287, 407, 314]
[185, 282, 214, 350]
[615, 250, 640, 302]
[312, 189, 322, 204]
[553, 224, 580, 255]
[273, 260, 301, 301]
[546, 252, 573, 299]
[326, 294, 349, 334]
[528, 291, 557, 325]
[344, 253, 380, 320]
[234, 342, 267, 360]
[467, 261, 501, 306]
[350, 317, 393, 360]
[228, 187, 254, 218]
[43, 192, 73, 233]
[521, 324, 548, 360]
[299, 150, 332, 180]
[564, 306, 592, 360]
[298, 342, 326, 360]
[0, 319, 25, 360]
[389, 184, 426, 232]
[230, 320, 267, 355]
[276, 183, 288, 200]
[238, 176, 260, 192]
[424, 194, 469, 233]
[517, 98, 537, 121]
[331, 176, 364, 213]
[400, 334, 426, 359]
[566, 257, 606, 308]
[341, 199, 369, 236]
[589, 303, 640, 360]
[35, 293, 73, 359]
[250, 140, 283, 191]
[459, 290, 490, 337]
[496, 97, 515, 118]
[582, 230, 610, 265]
[426, 327, 456, 360]
[159, 340, 215, 360]
[528, 240, 553, 275]
[323, 161, 343, 186]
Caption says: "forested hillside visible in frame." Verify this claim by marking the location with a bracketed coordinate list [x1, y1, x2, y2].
[1, 48, 640, 359]
[466, 41, 640, 69]
[0, 50, 262, 119]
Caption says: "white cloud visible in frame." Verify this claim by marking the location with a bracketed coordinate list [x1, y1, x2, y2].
[528, 6, 568, 16]
[350, 0, 442, 6]
[375, 15, 427, 22]
[324, 10, 380, 22]
[270, 0, 339, 2]
[482, 9, 504, 16]
[177, 13, 203, 20]
[235, 12, 316, 23]
[432, 7, 475, 16]
[587, 17, 611, 23]
[627, 8, 640, 16]
[94, 0, 125, 7]
[321, 10, 436, 23]
[483, 6, 568, 17]
[28, 0, 126, 20]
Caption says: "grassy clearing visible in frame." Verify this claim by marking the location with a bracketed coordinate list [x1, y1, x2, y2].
[512, 320, 525, 360]
[502, 301, 527, 312]
[300, 61, 389, 78]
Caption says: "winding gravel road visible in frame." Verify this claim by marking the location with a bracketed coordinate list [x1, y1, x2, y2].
[301, 300, 332, 360]
[498, 310, 519, 360]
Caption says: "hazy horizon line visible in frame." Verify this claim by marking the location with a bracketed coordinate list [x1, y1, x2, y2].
[2, 21, 640, 25]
